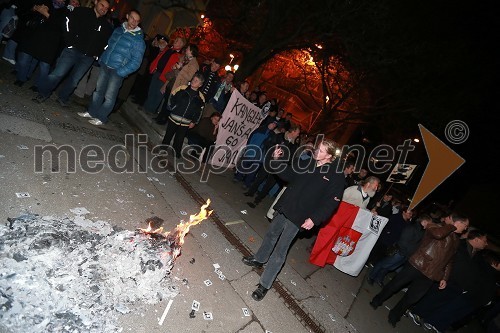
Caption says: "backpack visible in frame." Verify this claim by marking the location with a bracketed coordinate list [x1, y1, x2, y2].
[2, 15, 18, 39]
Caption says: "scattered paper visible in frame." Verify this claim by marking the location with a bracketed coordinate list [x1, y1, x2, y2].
[290, 280, 296, 286]
[240, 210, 247, 214]
[138, 188, 146, 193]
[203, 312, 213, 320]
[15, 192, 30, 198]
[201, 233, 207, 238]
[224, 248, 230, 254]
[242, 308, 250, 317]
[191, 300, 200, 311]
[218, 274, 225, 281]
[147, 194, 154, 198]
[203, 280, 212, 287]
[17, 145, 29, 150]
[329, 314, 336, 322]
[213, 263, 220, 269]
[180, 211, 187, 215]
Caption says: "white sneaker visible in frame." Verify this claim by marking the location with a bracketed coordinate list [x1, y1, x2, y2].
[89, 119, 103, 126]
[77, 112, 92, 118]
[2, 56, 15, 65]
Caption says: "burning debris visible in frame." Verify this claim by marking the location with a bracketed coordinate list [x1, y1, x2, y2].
[0, 200, 213, 333]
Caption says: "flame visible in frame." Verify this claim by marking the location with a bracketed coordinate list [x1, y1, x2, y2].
[175, 199, 212, 245]
[138, 199, 212, 245]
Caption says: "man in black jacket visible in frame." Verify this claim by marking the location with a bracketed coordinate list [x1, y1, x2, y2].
[242, 139, 346, 301]
[34, 0, 112, 106]
[161, 72, 205, 158]
[244, 124, 301, 208]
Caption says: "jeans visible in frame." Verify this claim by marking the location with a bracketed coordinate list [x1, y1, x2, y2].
[39, 47, 94, 101]
[0, 7, 15, 41]
[143, 72, 165, 113]
[88, 66, 124, 123]
[254, 213, 299, 289]
[15, 52, 38, 82]
[369, 251, 407, 284]
[234, 158, 261, 187]
[2, 39, 17, 61]
[15, 52, 50, 84]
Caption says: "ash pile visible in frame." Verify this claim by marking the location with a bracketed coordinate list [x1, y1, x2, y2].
[0, 210, 180, 333]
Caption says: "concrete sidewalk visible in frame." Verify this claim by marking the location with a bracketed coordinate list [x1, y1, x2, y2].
[0, 56, 482, 333]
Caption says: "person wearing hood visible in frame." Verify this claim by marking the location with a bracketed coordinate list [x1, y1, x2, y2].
[77, 9, 145, 125]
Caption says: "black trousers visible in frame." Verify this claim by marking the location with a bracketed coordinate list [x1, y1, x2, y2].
[247, 167, 278, 202]
[372, 263, 434, 323]
[155, 80, 174, 122]
[162, 119, 189, 157]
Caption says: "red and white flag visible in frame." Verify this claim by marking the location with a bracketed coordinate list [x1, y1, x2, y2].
[309, 202, 388, 276]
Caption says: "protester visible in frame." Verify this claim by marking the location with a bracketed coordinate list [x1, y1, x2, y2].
[186, 111, 221, 162]
[33, 0, 112, 106]
[77, 9, 145, 125]
[242, 139, 346, 301]
[161, 72, 205, 158]
[370, 213, 469, 327]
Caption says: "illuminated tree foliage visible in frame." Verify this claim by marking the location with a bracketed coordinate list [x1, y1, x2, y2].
[152, 0, 494, 143]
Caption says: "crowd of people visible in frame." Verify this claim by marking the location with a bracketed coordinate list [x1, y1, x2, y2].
[1, 2, 498, 332]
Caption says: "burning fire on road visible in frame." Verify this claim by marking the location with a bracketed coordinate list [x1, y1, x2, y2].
[0, 200, 212, 332]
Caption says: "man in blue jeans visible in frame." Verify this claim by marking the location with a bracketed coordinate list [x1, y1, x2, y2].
[33, 0, 112, 106]
[241, 139, 346, 301]
[77, 9, 145, 125]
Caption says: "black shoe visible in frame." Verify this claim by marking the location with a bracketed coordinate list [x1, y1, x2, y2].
[247, 202, 257, 208]
[388, 317, 398, 328]
[369, 300, 379, 310]
[29, 85, 38, 92]
[242, 256, 263, 268]
[155, 119, 167, 125]
[14, 80, 24, 87]
[32, 94, 48, 103]
[251, 284, 268, 301]
[243, 191, 253, 197]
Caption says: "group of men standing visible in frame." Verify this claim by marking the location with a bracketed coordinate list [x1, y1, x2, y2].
[37, 1, 144, 126]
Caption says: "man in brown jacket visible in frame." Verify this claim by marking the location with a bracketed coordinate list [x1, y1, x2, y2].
[369, 213, 469, 327]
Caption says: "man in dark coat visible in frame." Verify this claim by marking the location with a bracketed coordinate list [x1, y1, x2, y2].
[33, 0, 112, 106]
[242, 139, 346, 301]
[15, 0, 79, 89]
[370, 213, 469, 327]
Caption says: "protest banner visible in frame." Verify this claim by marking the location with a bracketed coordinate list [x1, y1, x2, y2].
[209, 90, 268, 167]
